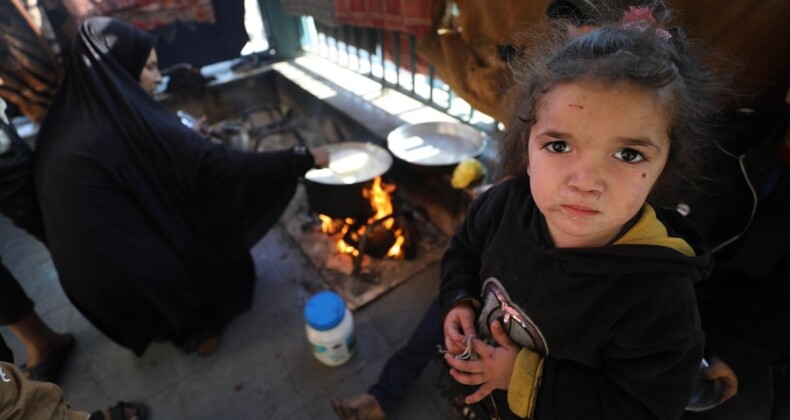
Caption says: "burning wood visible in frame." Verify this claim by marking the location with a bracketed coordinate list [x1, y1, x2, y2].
[318, 177, 408, 260]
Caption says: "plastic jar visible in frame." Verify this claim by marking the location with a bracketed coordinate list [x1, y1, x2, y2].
[304, 291, 356, 366]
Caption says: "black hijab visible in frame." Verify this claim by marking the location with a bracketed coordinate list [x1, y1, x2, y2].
[33, 17, 313, 354]
[92, 17, 156, 79]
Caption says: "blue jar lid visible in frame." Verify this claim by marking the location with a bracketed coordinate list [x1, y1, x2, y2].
[305, 291, 346, 331]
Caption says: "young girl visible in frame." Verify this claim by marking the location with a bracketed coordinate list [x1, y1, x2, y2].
[440, 6, 721, 419]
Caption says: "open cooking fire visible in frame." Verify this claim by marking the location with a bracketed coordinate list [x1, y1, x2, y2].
[318, 177, 407, 260]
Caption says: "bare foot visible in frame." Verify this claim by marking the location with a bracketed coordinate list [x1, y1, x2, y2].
[8, 312, 67, 366]
[28, 333, 69, 367]
[21, 333, 75, 383]
[330, 394, 386, 420]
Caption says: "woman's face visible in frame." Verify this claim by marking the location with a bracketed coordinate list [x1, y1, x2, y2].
[139, 49, 162, 95]
[527, 80, 671, 248]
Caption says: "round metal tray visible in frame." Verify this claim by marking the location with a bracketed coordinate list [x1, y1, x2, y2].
[387, 122, 488, 168]
[304, 142, 392, 185]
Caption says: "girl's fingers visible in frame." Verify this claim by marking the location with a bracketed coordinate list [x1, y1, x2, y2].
[460, 315, 477, 339]
[469, 335, 499, 358]
[465, 383, 496, 404]
[447, 327, 466, 342]
[449, 367, 486, 386]
[489, 320, 517, 349]
[443, 319, 467, 353]
[445, 353, 482, 373]
[444, 332, 467, 354]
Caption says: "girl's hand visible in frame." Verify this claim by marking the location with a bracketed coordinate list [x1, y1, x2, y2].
[700, 356, 738, 403]
[443, 302, 477, 354]
[444, 320, 520, 404]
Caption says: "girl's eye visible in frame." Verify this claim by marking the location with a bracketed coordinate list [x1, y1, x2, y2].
[544, 141, 571, 153]
[614, 148, 645, 163]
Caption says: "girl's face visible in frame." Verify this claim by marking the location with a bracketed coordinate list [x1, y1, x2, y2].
[527, 81, 671, 248]
[139, 49, 162, 95]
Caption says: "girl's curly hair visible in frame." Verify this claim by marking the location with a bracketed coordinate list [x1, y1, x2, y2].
[500, 6, 725, 207]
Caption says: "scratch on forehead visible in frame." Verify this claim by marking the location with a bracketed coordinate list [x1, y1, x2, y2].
[568, 104, 584, 109]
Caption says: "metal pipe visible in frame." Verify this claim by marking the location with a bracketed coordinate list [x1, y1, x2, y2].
[409, 34, 416, 94]
[393, 31, 400, 87]
[428, 64, 435, 102]
[377, 29, 385, 84]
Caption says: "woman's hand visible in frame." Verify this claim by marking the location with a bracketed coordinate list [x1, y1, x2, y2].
[443, 302, 477, 355]
[310, 146, 329, 169]
[444, 320, 520, 404]
[701, 356, 738, 403]
[192, 115, 212, 138]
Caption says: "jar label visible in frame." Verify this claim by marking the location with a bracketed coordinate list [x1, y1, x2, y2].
[311, 333, 356, 366]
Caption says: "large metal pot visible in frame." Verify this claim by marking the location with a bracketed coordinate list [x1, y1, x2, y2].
[302, 142, 393, 220]
[387, 121, 488, 173]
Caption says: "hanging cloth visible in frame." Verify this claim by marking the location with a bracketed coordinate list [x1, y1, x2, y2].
[415, 0, 548, 120]
[281, 0, 340, 28]
[0, 0, 61, 122]
[334, 0, 438, 36]
[61, 0, 216, 30]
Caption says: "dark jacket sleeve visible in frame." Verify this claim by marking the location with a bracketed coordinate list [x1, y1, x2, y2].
[535, 276, 705, 419]
[439, 184, 504, 314]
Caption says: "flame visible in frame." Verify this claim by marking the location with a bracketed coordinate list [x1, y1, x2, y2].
[337, 238, 360, 256]
[318, 215, 353, 236]
[386, 229, 405, 258]
[318, 177, 406, 259]
[364, 177, 397, 230]
[318, 214, 334, 233]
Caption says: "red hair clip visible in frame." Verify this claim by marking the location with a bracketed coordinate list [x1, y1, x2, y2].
[622, 6, 656, 25]
[621, 6, 672, 40]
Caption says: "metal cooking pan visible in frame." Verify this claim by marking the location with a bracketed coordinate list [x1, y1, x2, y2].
[302, 142, 393, 220]
[387, 122, 488, 172]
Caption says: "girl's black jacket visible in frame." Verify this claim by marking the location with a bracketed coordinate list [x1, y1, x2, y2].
[440, 176, 713, 419]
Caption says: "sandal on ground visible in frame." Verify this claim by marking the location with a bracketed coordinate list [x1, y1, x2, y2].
[90, 401, 149, 420]
[330, 394, 387, 420]
[21, 333, 75, 384]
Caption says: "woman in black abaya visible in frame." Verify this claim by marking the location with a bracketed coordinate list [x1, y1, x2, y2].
[33, 17, 328, 356]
